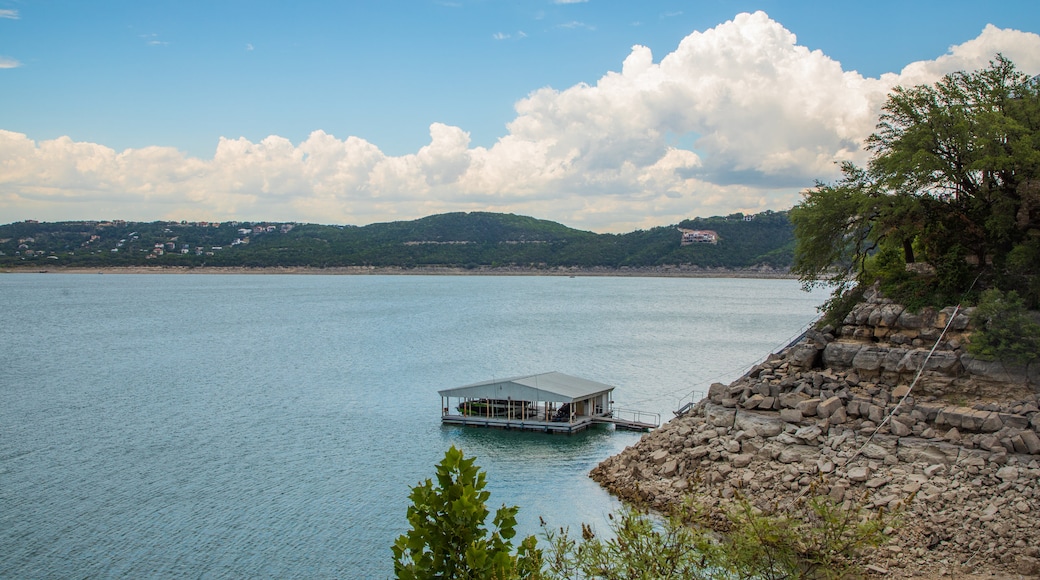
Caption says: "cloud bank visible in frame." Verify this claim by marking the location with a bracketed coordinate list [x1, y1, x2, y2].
[3, 12, 1040, 232]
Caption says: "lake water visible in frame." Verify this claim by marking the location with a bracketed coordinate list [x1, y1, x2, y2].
[1, 274, 824, 578]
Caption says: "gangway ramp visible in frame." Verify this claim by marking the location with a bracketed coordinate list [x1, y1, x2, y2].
[592, 408, 660, 431]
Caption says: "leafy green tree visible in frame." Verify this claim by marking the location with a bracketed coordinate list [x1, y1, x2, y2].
[792, 56, 1040, 314]
[790, 164, 883, 297]
[392, 446, 542, 580]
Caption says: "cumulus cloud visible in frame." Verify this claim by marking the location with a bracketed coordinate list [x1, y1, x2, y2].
[3, 12, 1040, 232]
[0, 56, 21, 68]
[0, 9, 19, 19]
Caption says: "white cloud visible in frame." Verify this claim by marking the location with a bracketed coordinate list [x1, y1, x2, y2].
[4, 12, 1040, 232]
[558, 21, 595, 31]
[0, 56, 21, 68]
[140, 33, 169, 46]
[0, 9, 18, 19]
[493, 31, 527, 41]
[554, 0, 588, 4]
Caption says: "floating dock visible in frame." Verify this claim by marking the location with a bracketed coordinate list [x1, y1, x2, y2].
[438, 372, 659, 434]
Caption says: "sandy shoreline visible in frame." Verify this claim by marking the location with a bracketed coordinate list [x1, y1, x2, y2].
[2, 265, 798, 279]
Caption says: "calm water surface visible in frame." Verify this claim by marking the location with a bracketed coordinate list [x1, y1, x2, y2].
[1, 274, 824, 578]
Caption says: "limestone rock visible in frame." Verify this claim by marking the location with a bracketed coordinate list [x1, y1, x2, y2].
[733, 411, 784, 438]
[779, 408, 803, 424]
[890, 420, 912, 437]
[796, 398, 821, 416]
[847, 465, 871, 482]
[996, 466, 1019, 481]
[817, 396, 843, 419]
[730, 454, 753, 468]
[1021, 430, 1040, 454]
[822, 342, 861, 369]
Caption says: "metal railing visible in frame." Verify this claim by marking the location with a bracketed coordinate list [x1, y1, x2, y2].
[674, 390, 705, 416]
[611, 408, 661, 428]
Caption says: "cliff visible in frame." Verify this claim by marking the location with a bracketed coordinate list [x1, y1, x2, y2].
[591, 285, 1040, 577]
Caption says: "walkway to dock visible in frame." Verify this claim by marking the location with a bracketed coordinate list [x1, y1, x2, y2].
[590, 408, 660, 431]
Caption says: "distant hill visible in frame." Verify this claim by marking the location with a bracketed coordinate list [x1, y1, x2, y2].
[0, 210, 794, 271]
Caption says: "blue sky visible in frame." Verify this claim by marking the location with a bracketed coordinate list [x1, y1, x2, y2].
[2, 1, 1040, 231]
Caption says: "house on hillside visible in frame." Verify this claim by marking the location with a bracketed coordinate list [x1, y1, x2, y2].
[678, 228, 718, 246]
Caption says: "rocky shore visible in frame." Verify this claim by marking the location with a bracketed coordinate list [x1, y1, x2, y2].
[591, 286, 1040, 577]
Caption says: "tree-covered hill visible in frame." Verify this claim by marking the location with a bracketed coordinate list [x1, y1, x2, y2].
[0, 210, 794, 270]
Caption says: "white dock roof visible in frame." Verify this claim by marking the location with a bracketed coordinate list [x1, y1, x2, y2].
[438, 371, 615, 403]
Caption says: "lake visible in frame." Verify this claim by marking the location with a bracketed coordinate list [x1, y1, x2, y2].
[0, 274, 824, 578]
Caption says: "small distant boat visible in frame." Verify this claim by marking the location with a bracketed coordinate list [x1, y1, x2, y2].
[457, 398, 536, 417]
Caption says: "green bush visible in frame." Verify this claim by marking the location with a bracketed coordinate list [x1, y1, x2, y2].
[709, 493, 890, 580]
[969, 289, 1040, 364]
[540, 504, 713, 580]
[397, 449, 896, 579]
[392, 446, 541, 580]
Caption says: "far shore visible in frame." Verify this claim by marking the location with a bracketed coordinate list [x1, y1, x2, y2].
[2, 265, 798, 279]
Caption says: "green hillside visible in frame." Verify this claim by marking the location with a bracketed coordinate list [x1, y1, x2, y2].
[0, 210, 793, 270]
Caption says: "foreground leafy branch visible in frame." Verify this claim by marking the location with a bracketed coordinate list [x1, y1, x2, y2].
[392, 446, 541, 580]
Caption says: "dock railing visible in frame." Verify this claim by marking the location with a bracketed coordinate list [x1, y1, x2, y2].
[611, 408, 661, 429]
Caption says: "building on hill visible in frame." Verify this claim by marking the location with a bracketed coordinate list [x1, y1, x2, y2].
[678, 228, 718, 246]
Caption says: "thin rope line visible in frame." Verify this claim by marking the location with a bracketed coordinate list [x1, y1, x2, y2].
[846, 273, 982, 464]
[846, 304, 961, 463]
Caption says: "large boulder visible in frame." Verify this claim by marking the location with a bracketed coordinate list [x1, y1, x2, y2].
[961, 354, 1031, 384]
[733, 410, 784, 438]
[849, 346, 887, 375]
[897, 349, 962, 374]
[786, 342, 822, 369]
[823, 342, 862, 370]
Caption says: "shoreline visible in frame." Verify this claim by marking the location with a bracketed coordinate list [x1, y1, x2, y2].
[1, 265, 798, 279]
[592, 287, 1040, 578]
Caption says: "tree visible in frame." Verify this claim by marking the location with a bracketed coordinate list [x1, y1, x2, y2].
[792, 56, 1040, 313]
[392, 446, 542, 580]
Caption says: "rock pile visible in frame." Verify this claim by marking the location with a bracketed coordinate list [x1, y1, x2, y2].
[591, 288, 1040, 577]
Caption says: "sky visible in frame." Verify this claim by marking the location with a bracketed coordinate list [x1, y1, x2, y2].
[2, 1, 1040, 232]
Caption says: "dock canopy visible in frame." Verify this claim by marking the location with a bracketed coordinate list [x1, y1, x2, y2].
[438, 371, 614, 404]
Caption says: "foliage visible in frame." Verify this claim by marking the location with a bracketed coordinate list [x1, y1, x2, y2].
[540, 494, 891, 580]
[392, 446, 541, 580]
[708, 493, 890, 580]
[789, 164, 881, 296]
[398, 450, 895, 579]
[968, 288, 1040, 363]
[792, 55, 1040, 320]
[540, 505, 713, 580]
